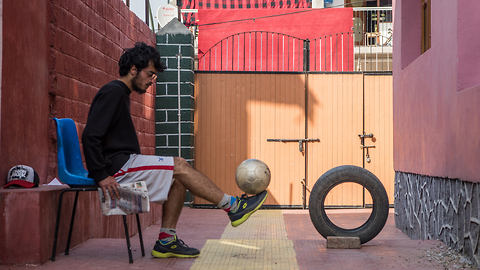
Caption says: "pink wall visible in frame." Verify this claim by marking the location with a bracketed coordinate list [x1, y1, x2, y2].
[457, 1, 480, 91]
[393, 0, 480, 182]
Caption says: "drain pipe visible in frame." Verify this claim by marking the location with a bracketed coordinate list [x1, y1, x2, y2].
[176, 54, 182, 157]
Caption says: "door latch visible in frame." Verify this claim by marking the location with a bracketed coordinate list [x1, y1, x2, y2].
[359, 132, 375, 163]
[360, 145, 376, 163]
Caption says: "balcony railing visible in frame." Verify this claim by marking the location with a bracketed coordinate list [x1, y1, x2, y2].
[353, 7, 393, 46]
[196, 27, 393, 72]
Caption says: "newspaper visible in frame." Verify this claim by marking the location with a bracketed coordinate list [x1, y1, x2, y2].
[98, 181, 150, 216]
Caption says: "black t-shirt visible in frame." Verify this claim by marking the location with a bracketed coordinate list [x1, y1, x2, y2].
[82, 80, 141, 183]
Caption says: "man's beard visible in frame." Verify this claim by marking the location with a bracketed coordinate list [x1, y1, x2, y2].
[131, 74, 149, 94]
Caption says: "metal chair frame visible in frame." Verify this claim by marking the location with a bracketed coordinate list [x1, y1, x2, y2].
[50, 118, 145, 263]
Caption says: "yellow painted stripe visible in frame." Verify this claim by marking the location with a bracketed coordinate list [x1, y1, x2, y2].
[190, 210, 299, 270]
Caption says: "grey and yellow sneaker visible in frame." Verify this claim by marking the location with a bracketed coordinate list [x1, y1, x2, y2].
[228, 190, 268, 227]
[151, 236, 200, 258]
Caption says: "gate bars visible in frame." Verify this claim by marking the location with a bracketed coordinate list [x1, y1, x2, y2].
[197, 30, 393, 72]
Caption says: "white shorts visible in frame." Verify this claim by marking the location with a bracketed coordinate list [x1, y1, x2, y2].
[113, 154, 174, 204]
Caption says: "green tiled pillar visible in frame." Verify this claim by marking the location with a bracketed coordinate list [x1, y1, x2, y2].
[156, 20, 195, 162]
[156, 20, 195, 204]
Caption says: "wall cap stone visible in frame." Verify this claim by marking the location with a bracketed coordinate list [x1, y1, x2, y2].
[157, 20, 191, 35]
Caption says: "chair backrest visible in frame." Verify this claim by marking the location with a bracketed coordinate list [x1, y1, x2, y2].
[53, 118, 95, 186]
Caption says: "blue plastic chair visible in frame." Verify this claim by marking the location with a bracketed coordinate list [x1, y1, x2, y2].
[51, 118, 144, 263]
[55, 118, 95, 185]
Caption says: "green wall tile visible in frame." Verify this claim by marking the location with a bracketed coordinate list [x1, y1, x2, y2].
[156, 148, 179, 157]
[156, 122, 178, 134]
[155, 110, 167, 122]
[167, 34, 192, 44]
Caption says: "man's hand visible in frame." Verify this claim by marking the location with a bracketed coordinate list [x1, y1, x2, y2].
[99, 176, 121, 199]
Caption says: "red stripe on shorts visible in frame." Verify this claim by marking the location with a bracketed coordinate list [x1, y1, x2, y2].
[113, 165, 174, 178]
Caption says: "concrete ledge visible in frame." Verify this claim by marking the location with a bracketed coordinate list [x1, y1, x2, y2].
[0, 185, 67, 265]
[0, 185, 164, 266]
[326, 236, 361, 249]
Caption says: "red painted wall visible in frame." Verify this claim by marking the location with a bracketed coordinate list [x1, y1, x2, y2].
[197, 8, 353, 71]
[1, 0, 50, 187]
[48, 0, 158, 181]
[1, 0, 157, 186]
[1, 0, 161, 264]
[393, 0, 480, 182]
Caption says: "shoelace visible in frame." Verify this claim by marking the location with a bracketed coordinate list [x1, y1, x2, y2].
[239, 191, 264, 201]
[232, 193, 262, 213]
[176, 238, 191, 248]
[239, 193, 257, 200]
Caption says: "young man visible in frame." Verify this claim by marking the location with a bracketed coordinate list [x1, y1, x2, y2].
[82, 42, 268, 258]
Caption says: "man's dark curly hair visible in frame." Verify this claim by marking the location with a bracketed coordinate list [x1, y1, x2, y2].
[118, 42, 166, 76]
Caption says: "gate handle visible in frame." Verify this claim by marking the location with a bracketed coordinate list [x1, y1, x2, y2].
[267, 139, 320, 153]
[358, 133, 374, 138]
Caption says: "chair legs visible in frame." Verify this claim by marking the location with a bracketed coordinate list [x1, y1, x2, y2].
[65, 191, 80, 255]
[136, 214, 145, 257]
[51, 189, 69, 261]
[123, 216, 134, 263]
[122, 214, 146, 263]
[51, 188, 145, 263]
[121, 214, 146, 263]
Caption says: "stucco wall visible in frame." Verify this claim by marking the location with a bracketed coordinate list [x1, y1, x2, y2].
[394, 0, 480, 266]
[393, 0, 480, 183]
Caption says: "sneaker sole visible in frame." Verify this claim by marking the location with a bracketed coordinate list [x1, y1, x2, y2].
[151, 250, 200, 258]
[231, 192, 268, 227]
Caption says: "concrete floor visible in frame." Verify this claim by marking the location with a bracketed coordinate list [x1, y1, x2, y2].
[1, 208, 476, 270]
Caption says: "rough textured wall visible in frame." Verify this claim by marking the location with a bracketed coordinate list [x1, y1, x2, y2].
[395, 172, 480, 267]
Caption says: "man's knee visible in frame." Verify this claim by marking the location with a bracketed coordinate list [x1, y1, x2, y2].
[173, 157, 192, 173]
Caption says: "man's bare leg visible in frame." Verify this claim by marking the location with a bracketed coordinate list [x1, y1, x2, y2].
[161, 179, 186, 228]
[161, 157, 225, 228]
[152, 157, 225, 258]
[171, 157, 224, 205]
[152, 179, 201, 258]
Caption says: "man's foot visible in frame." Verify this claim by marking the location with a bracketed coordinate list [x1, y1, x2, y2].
[151, 236, 200, 258]
[228, 190, 268, 227]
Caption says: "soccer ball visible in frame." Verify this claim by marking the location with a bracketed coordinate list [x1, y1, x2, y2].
[235, 159, 271, 195]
